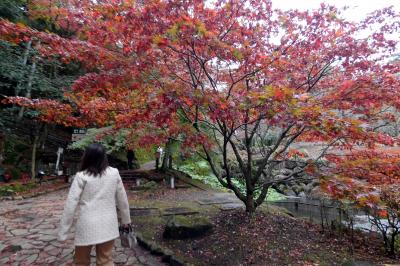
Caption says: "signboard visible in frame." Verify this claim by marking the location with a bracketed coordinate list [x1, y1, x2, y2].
[71, 128, 87, 142]
[73, 128, 87, 134]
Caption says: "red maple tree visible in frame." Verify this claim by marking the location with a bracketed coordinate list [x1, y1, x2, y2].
[1, 0, 399, 213]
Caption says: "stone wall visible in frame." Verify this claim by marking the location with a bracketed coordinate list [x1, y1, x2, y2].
[269, 160, 320, 198]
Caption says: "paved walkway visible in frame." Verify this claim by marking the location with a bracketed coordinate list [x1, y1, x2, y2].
[138, 161, 156, 171]
[0, 190, 164, 266]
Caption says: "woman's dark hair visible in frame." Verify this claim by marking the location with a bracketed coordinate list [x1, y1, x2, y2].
[80, 143, 109, 176]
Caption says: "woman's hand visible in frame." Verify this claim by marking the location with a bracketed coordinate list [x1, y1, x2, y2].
[120, 224, 131, 232]
[119, 223, 132, 234]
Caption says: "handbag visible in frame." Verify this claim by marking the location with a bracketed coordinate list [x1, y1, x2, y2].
[119, 224, 137, 248]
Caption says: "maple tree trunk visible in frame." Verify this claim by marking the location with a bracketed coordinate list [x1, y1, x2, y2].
[386, 229, 398, 256]
[0, 133, 4, 167]
[389, 234, 395, 256]
[168, 155, 173, 169]
[161, 152, 169, 171]
[245, 182, 256, 214]
[245, 194, 256, 214]
[31, 134, 39, 179]
[15, 41, 31, 98]
[18, 52, 37, 119]
[40, 124, 48, 150]
[382, 233, 390, 254]
[161, 140, 172, 172]
[30, 122, 47, 179]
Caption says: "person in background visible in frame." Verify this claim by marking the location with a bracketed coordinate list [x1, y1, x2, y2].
[127, 149, 135, 170]
[58, 143, 131, 266]
[62, 160, 70, 183]
[155, 146, 163, 170]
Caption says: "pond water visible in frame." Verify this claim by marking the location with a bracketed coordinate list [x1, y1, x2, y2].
[269, 197, 390, 233]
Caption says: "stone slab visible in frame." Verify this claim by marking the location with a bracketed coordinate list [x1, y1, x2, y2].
[196, 196, 240, 205]
[162, 207, 199, 216]
[218, 203, 244, 211]
[130, 208, 159, 216]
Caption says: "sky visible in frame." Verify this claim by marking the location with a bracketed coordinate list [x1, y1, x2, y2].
[272, 0, 400, 53]
[271, 0, 400, 21]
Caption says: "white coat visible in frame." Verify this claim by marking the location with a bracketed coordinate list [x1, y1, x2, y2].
[58, 167, 131, 246]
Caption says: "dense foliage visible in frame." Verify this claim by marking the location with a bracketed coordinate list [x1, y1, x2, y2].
[0, 0, 82, 179]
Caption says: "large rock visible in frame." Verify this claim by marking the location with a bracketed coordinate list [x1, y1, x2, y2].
[285, 189, 297, 197]
[280, 169, 293, 176]
[304, 183, 315, 193]
[293, 166, 304, 174]
[163, 215, 212, 239]
[298, 191, 306, 198]
[285, 161, 298, 169]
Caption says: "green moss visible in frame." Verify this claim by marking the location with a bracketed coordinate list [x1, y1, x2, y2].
[138, 227, 157, 241]
[164, 215, 213, 239]
[134, 215, 165, 226]
[133, 215, 165, 242]
[171, 215, 211, 227]
[130, 199, 173, 209]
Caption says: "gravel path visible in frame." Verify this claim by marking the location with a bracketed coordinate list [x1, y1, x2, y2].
[0, 189, 165, 266]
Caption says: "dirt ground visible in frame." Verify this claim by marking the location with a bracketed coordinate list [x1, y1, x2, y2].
[161, 210, 399, 265]
[127, 179, 399, 266]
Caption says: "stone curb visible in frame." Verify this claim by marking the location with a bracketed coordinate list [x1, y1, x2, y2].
[0, 184, 70, 201]
[135, 232, 194, 266]
[131, 169, 216, 266]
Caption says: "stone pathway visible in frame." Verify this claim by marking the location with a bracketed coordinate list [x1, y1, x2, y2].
[0, 190, 165, 266]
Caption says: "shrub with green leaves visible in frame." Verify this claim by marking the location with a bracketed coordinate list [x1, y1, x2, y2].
[178, 158, 285, 201]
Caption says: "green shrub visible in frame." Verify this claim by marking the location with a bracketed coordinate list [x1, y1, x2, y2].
[9, 168, 21, 179]
[3, 136, 29, 165]
[135, 147, 155, 164]
[0, 182, 38, 196]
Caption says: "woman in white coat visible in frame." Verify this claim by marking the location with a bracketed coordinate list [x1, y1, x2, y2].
[58, 143, 131, 266]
